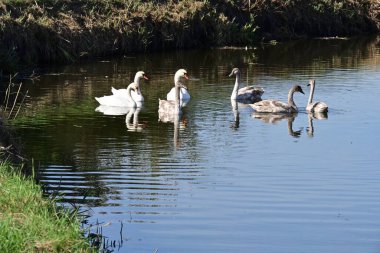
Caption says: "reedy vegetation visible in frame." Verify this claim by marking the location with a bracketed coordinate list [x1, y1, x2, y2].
[0, 0, 379, 72]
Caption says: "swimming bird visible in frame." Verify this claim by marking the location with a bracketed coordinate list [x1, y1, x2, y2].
[250, 85, 304, 113]
[306, 80, 328, 113]
[229, 68, 264, 103]
[111, 71, 148, 102]
[167, 69, 190, 101]
[159, 69, 189, 119]
[95, 82, 140, 107]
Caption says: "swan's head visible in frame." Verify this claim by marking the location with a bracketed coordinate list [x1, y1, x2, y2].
[293, 85, 305, 94]
[228, 68, 240, 77]
[307, 80, 315, 87]
[175, 69, 189, 82]
[135, 71, 149, 81]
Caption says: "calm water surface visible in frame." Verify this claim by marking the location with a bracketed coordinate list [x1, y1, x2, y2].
[13, 37, 380, 252]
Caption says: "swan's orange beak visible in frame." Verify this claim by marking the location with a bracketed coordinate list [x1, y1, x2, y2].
[184, 73, 189, 80]
[143, 75, 149, 80]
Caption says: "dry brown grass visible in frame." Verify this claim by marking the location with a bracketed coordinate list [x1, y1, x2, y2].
[0, 0, 379, 73]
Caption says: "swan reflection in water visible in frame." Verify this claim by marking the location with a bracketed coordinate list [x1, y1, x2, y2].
[158, 112, 187, 148]
[307, 112, 328, 137]
[95, 105, 146, 131]
[230, 100, 240, 129]
[251, 112, 302, 138]
[125, 107, 146, 132]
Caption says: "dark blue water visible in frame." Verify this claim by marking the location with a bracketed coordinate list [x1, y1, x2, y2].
[12, 37, 380, 252]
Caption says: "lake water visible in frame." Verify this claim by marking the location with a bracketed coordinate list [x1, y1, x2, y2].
[12, 37, 380, 252]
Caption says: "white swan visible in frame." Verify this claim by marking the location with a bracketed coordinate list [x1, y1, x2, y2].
[111, 71, 148, 103]
[229, 68, 264, 103]
[159, 69, 189, 120]
[166, 69, 190, 101]
[95, 82, 140, 107]
[306, 80, 328, 113]
[250, 85, 304, 113]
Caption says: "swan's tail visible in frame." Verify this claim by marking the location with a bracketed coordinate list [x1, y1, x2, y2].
[95, 95, 128, 107]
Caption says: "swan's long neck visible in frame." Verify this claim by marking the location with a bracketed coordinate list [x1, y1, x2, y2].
[231, 73, 241, 99]
[174, 81, 181, 114]
[126, 85, 136, 107]
[288, 87, 297, 109]
[308, 81, 315, 105]
[134, 76, 141, 86]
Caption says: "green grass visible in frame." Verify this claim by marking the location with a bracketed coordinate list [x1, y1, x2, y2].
[0, 161, 92, 253]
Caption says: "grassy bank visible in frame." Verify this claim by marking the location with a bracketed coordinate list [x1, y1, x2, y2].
[0, 161, 92, 252]
[1, 0, 379, 73]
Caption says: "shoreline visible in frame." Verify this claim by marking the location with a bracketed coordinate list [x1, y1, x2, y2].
[0, 162, 93, 252]
[1, 0, 379, 73]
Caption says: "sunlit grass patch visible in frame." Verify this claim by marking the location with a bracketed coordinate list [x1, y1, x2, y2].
[0, 162, 92, 253]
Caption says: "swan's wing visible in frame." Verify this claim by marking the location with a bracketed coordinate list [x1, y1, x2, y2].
[111, 87, 118, 94]
[180, 88, 190, 100]
[237, 86, 264, 102]
[111, 87, 144, 103]
[166, 87, 176, 100]
[238, 86, 264, 95]
[307, 101, 328, 113]
[95, 95, 131, 107]
[112, 88, 129, 97]
[250, 100, 291, 113]
[167, 87, 190, 101]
